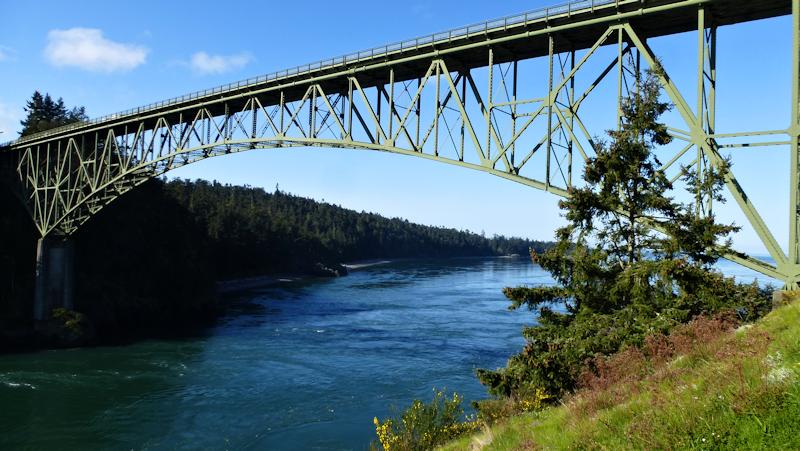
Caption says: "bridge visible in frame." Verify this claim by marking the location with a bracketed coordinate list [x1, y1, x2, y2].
[0, 0, 797, 319]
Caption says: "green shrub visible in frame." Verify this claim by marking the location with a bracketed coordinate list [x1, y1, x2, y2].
[473, 386, 551, 425]
[372, 390, 480, 450]
[477, 66, 773, 402]
[52, 307, 88, 336]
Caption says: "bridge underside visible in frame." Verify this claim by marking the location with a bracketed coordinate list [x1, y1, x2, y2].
[4, 0, 800, 291]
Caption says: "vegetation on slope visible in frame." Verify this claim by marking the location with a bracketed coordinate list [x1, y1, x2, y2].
[441, 300, 800, 450]
[475, 66, 760, 403]
[0, 91, 552, 349]
[2, 177, 549, 347]
[371, 67, 773, 450]
[165, 178, 551, 280]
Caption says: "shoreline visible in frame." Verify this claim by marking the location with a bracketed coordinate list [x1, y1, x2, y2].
[216, 259, 395, 294]
[342, 259, 393, 271]
[215, 273, 307, 294]
[215, 255, 525, 294]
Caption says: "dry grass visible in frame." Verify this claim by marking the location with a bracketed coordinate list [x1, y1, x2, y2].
[439, 302, 800, 450]
[571, 312, 753, 420]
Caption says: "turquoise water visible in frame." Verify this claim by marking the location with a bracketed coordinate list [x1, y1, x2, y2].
[0, 258, 550, 449]
[0, 257, 775, 449]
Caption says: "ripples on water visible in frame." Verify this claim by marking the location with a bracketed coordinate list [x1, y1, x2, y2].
[0, 257, 775, 449]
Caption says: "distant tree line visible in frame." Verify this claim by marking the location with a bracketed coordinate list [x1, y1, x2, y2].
[0, 91, 553, 348]
[165, 178, 550, 279]
[0, 177, 552, 347]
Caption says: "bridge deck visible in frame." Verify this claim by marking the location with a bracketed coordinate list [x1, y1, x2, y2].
[7, 0, 789, 148]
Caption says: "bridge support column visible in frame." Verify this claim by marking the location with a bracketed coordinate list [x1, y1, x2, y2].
[788, 0, 800, 289]
[33, 236, 74, 322]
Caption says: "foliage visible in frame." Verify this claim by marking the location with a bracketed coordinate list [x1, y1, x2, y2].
[51, 308, 89, 335]
[2, 91, 554, 347]
[441, 302, 800, 450]
[3, 174, 552, 345]
[0, 93, 81, 347]
[72, 179, 219, 340]
[164, 179, 551, 279]
[19, 91, 87, 137]
[0, 183, 37, 338]
[472, 386, 551, 426]
[1, 92, 88, 333]
[49, 307, 95, 345]
[477, 67, 771, 401]
[371, 390, 480, 450]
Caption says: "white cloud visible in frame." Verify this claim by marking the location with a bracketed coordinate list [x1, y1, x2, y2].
[44, 28, 147, 72]
[189, 51, 252, 75]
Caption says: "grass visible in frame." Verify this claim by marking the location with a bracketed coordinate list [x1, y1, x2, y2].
[440, 301, 800, 450]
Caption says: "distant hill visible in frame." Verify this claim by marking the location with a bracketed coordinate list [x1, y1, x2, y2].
[1, 178, 553, 346]
[163, 178, 552, 279]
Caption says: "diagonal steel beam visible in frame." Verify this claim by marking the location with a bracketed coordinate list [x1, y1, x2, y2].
[624, 22, 789, 272]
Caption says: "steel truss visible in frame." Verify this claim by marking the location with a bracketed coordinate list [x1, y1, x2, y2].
[6, 0, 800, 286]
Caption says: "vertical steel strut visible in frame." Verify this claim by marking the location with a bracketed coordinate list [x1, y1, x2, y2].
[6, 0, 798, 289]
[789, 0, 800, 287]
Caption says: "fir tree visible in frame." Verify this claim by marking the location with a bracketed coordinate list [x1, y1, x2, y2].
[19, 91, 88, 137]
[477, 67, 769, 400]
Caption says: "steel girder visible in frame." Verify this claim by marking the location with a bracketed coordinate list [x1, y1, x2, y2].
[4, 0, 798, 286]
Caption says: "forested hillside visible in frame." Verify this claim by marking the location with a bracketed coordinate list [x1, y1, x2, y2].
[165, 178, 549, 279]
[1, 176, 551, 347]
[1, 91, 553, 348]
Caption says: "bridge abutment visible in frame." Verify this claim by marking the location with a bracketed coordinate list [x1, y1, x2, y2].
[34, 236, 74, 322]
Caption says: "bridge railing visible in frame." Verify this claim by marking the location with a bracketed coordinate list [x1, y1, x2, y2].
[3, 0, 620, 148]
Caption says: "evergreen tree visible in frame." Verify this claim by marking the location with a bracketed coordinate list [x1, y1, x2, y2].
[19, 91, 88, 137]
[477, 67, 770, 400]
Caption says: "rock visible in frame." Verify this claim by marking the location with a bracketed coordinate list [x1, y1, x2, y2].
[772, 290, 800, 309]
[36, 308, 96, 347]
[310, 262, 349, 277]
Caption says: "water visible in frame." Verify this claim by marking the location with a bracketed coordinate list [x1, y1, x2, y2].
[0, 257, 775, 449]
[0, 258, 549, 449]
[717, 257, 781, 287]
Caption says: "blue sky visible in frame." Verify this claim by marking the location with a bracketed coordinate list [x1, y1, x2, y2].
[0, 0, 794, 256]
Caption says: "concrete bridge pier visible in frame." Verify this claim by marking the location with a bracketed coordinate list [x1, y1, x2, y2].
[34, 236, 74, 322]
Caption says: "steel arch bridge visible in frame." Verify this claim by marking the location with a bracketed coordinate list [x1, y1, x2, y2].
[1, 0, 798, 317]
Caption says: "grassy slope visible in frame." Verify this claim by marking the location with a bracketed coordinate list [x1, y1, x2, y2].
[442, 301, 800, 450]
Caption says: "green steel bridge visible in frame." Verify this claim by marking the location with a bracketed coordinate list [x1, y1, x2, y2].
[0, 0, 797, 319]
